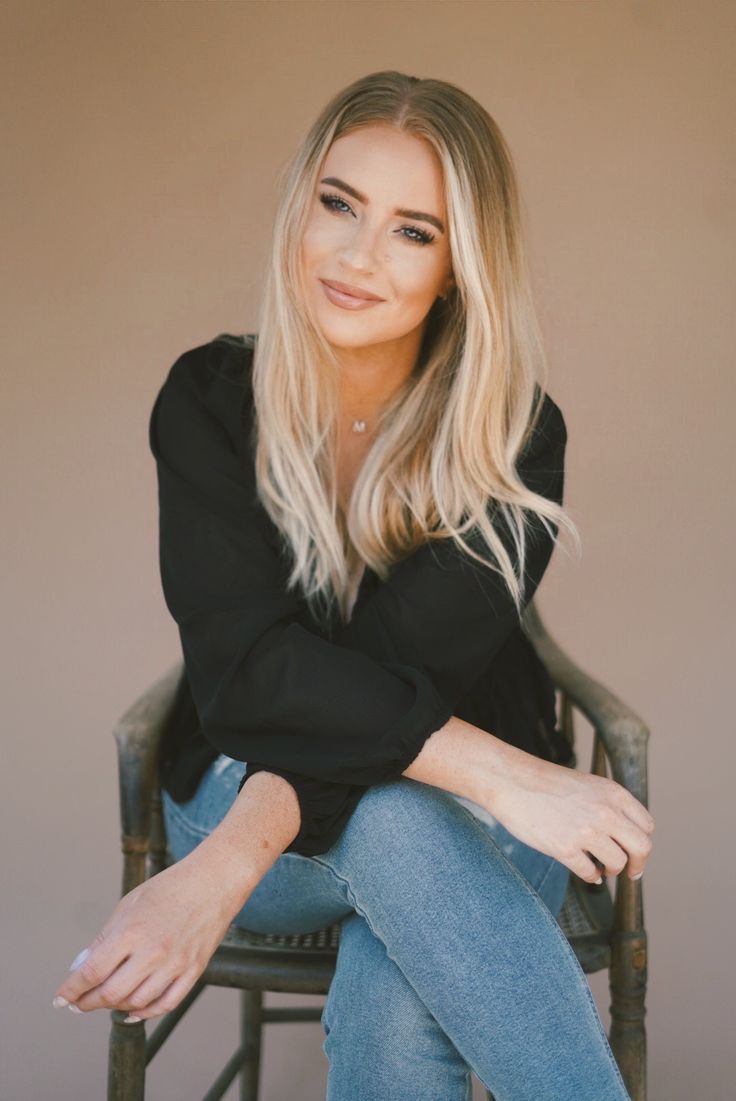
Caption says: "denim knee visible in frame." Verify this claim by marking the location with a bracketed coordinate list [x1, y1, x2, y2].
[324, 776, 473, 859]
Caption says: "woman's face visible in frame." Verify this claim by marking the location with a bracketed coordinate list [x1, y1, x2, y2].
[300, 124, 454, 352]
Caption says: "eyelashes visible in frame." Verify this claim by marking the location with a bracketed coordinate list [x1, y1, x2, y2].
[318, 192, 436, 246]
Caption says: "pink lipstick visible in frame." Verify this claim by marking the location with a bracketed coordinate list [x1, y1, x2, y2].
[320, 279, 385, 310]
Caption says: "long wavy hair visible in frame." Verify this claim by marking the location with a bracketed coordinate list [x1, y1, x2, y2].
[245, 70, 580, 628]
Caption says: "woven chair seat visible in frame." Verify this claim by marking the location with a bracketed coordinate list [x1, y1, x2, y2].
[202, 919, 342, 996]
[557, 876, 614, 972]
[220, 923, 342, 954]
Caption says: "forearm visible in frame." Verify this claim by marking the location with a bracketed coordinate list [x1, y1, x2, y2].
[186, 769, 301, 915]
[402, 714, 527, 809]
[186, 715, 524, 913]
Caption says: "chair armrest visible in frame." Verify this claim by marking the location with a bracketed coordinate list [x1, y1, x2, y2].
[522, 603, 650, 808]
[113, 660, 184, 843]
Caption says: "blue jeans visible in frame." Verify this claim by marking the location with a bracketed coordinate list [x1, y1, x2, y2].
[162, 755, 632, 1101]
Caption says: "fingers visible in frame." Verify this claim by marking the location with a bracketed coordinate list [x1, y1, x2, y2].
[122, 968, 201, 1022]
[57, 948, 201, 1021]
[54, 934, 130, 1008]
[73, 954, 171, 1014]
[568, 850, 605, 885]
[586, 836, 632, 880]
[577, 803, 653, 883]
[608, 814, 653, 879]
[122, 973, 175, 1015]
[594, 781, 654, 879]
[568, 823, 653, 886]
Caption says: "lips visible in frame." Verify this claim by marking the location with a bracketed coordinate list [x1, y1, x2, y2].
[320, 278, 385, 302]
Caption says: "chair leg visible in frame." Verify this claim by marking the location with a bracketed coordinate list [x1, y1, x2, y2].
[108, 1011, 146, 1101]
[239, 987, 264, 1101]
[609, 892, 648, 1099]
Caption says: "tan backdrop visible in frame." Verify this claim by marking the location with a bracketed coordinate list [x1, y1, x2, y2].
[3, 2, 732, 1098]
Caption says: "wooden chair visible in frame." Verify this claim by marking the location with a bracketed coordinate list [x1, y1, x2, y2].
[107, 600, 650, 1101]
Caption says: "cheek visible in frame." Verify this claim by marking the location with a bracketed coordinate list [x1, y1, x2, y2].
[300, 224, 321, 267]
[395, 262, 446, 308]
[302, 218, 346, 264]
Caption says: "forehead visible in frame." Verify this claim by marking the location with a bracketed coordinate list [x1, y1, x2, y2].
[320, 125, 446, 214]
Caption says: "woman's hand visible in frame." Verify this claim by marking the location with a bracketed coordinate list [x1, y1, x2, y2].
[52, 848, 251, 1023]
[488, 752, 655, 884]
[52, 770, 298, 1023]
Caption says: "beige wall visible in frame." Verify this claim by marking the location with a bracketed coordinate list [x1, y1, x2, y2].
[3, 2, 732, 1098]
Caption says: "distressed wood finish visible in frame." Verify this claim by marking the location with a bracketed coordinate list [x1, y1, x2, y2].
[108, 599, 649, 1101]
[522, 602, 650, 1101]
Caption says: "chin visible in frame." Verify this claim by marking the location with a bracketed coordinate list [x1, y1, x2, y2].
[313, 311, 389, 348]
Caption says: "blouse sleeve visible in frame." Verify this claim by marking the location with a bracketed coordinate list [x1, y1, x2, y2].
[150, 343, 454, 855]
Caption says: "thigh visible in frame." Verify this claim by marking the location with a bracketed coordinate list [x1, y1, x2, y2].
[448, 792, 571, 919]
[161, 755, 354, 936]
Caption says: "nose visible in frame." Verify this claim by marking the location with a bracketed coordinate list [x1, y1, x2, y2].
[337, 216, 381, 273]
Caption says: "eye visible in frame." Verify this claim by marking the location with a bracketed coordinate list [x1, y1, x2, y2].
[400, 226, 436, 247]
[318, 192, 435, 247]
[319, 192, 353, 215]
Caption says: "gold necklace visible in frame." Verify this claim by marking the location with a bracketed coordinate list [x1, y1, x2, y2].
[351, 419, 367, 434]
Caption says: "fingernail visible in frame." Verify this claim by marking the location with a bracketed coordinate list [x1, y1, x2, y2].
[632, 871, 643, 880]
[67, 1004, 83, 1015]
[594, 876, 603, 884]
[123, 1015, 142, 1024]
[69, 948, 90, 972]
[53, 996, 69, 1008]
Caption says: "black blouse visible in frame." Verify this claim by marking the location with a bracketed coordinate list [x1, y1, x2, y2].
[150, 334, 572, 857]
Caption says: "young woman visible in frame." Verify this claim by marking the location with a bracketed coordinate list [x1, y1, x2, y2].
[54, 71, 653, 1100]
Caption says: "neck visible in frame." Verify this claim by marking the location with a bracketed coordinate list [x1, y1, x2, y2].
[334, 325, 425, 426]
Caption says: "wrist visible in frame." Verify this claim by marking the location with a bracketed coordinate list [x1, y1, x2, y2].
[462, 726, 529, 810]
[187, 830, 262, 917]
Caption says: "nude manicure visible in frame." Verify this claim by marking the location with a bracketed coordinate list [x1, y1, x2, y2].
[69, 948, 90, 971]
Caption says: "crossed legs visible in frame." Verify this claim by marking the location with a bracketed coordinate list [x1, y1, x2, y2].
[162, 759, 631, 1100]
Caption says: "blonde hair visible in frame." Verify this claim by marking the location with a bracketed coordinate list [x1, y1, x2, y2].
[245, 70, 580, 628]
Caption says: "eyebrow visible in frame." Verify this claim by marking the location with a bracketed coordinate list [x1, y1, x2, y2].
[319, 176, 446, 235]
